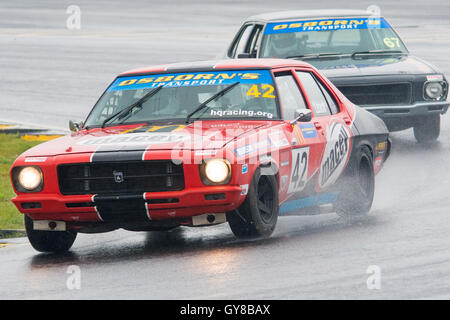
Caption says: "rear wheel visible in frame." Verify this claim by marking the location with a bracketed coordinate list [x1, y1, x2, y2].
[25, 216, 77, 253]
[414, 114, 440, 143]
[226, 168, 278, 239]
[334, 146, 374, 221]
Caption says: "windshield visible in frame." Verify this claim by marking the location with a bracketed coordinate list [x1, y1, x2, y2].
[85, 70, 279, 127]
[260, 17, 408, 59]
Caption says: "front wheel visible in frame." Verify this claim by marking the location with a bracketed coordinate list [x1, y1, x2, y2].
[414, 114, 440, 143]
[25, 216, 77, 253]
[334, 146, 375, 221]
[226, 168, 278, 239]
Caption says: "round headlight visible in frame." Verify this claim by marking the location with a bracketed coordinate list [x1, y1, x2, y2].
[425, 81, 444, 100]
[18, 166, 43, 191]
[204, 159, 231, 184]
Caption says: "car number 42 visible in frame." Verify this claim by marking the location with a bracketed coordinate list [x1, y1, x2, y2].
[288, 147, 309, 194]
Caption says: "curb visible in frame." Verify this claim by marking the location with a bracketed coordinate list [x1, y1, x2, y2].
[0, 229, 26, 240]
[0, 124, 43, 135]
[0, 120, 67, 140]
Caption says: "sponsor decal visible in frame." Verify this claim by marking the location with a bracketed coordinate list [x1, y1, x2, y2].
[427, 74, 444, 82]
[210, 109, 273, 119]
[78, 132, 187, 146]
[25, 157, 47, 162]
[281, 160, 289, 167]
[374, 156, 384, 174]
[281, 175, 288, 189]
[319, 122, 351, 189]
[240, 184, 249, 196]
[194, 150, 217, 156]
[280, 150, 290, 167]
[242, 164, 248, 174]
[299, 123, 318, 139]
[208, 123, 258, 129]
[269, 133, 290, 148]
[287, 147, 310, 194]
[108, 70, 274, 91]
[292, 126, 305, 145]
[265, 17, 391, 34]
[279, 192, 339, 214]
[234, 139, 271, 157]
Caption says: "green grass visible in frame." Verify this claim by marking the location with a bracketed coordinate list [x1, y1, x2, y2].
[0, 134, 42, 230]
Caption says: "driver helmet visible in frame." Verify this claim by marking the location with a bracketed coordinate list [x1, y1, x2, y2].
[270, 32, 298, 57]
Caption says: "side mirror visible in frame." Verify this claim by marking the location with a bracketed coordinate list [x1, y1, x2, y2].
[69, 120, 83, 132]
[290, 109, 312, 125]
[237, 52, 256, 59]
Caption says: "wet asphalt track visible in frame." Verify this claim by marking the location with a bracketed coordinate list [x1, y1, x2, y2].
[1, 0, 450, 299]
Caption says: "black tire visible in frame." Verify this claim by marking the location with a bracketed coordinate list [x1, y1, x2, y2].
[334, 146, 374, 220]
[414, 114, 440, 143]
[25, 216, 77, 253]
[226, 168, 278, 239]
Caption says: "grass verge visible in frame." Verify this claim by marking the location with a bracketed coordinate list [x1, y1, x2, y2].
[0, 134, 42, 232]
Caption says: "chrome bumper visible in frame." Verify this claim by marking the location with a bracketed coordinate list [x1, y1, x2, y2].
[363, 101, 450, 119]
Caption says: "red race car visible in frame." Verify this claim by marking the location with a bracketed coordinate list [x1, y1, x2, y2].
[10, 59, 390, 252]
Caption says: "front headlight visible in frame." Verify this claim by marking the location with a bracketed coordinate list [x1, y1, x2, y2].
[200, 159, 231, 185]
[12, 166, 43, 192]
[424, 81, 445, 100]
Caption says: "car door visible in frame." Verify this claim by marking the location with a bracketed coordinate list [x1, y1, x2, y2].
[294, 70, 353, 190]
[273, 70, 326, 199]
[245, 24, 264, 58]
[228, 23, 264, 58]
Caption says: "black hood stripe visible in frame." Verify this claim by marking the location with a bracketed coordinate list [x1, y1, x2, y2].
[92, 193, 150, 223]
[90, 149, 146, 162]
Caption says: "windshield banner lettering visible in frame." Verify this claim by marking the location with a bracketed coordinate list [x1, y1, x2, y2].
[108, 70, 274, 91]
[264, 17, 391, 34]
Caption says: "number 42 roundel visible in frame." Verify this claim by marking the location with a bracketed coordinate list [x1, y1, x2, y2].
[287, 147, 310, 194]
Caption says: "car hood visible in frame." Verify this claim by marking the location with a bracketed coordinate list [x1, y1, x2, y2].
[307, 55, 440, 78]
[20, 121, 273, 158]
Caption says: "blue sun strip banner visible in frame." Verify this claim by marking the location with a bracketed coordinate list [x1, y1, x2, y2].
[108, 70, 274, 91]
[264, 17, 391, 34]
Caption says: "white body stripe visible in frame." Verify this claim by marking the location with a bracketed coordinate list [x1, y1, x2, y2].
[143, 192, 151, 220]
[92, 195, 103, 221]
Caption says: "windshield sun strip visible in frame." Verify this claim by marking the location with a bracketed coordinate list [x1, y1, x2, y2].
[85, 69, 281, 127]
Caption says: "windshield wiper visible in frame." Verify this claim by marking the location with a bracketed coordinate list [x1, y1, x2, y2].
[101, 86, 163, 128]
[351, 49, 405, 59]
[185, 82, 240, 124]
[287, 52, 344, 60]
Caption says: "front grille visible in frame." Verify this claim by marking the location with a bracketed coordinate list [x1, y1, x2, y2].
[58, 161, 184, 195]
[337, 83, 412, 106]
